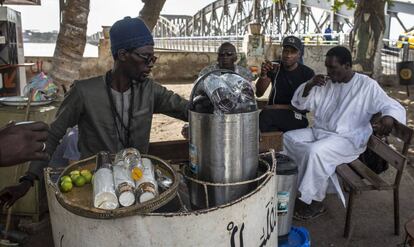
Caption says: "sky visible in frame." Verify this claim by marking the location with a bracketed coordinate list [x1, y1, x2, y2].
[9, 0, 213, 35]
[7, 0, 414, 39]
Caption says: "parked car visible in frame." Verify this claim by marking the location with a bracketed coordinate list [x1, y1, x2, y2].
[397, 30, 414, 49]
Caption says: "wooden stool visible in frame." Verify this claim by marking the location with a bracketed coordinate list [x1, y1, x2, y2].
[404, 218, 414, 246]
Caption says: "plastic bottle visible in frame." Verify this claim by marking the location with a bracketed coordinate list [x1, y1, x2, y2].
[93, 151, 119, 210]
[113, 160, 136, 207]
[202, 74, 237, 113]
[136, 158, 159, 203]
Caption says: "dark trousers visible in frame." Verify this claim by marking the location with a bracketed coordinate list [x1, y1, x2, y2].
[259, 109, 308, 132]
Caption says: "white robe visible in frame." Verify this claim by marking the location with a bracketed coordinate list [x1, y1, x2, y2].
[283, 73, 406, 205]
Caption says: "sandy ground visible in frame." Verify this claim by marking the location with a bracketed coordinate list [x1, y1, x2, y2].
[150, 82, 193, 142]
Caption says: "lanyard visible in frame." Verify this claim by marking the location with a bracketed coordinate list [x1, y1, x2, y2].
[272, 67, 297, 105]
[105, 71, 135, 148]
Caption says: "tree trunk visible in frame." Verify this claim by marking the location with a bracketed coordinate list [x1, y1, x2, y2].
[350, 0, 385, 77]
[51, 0, 90, 95]
[139, 0, 166, 31]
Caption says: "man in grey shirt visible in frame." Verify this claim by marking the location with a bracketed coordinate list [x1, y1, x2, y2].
[0, 17, 189, 207]
[199, 42, 254, 81]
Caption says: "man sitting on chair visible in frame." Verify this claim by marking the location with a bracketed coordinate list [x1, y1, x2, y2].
[256, 36, 314, 132]
[283, 46, 406, 220]
[199, 42, 254, 81]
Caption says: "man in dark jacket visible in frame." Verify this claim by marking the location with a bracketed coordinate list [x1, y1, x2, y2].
[256, 36, 314, 132]
[0, 17, 188, 207]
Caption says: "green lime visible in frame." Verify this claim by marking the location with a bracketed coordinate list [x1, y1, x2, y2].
[70, 170, 80, 176]
[74, 175, 86, 187]
[60, 181, 73, 192]
[80, 169, 93, 184]
[60, 175, 72, 183]
[70, 170, 80, 181]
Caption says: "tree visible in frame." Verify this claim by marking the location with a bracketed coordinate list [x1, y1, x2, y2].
[50, 0, 165, 95]
[50, 0, 90, 95]
[334, 0, 391, 78]
[139, 0, 167, 30]
[346, 0, 386, 78]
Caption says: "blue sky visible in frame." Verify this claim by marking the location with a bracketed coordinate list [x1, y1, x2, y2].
[8, 0, 414, 39]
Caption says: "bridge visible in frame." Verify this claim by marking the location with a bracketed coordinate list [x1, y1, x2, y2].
[87, 0, 414, 53]
[154, 0, 414, 49]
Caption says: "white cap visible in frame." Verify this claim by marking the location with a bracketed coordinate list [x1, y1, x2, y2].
[119, 191, 136, 207]
[139, 191, 155, 203]
[95, 192, 119, 210]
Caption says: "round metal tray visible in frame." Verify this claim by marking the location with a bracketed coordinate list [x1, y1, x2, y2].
[50, 154, 179, 219]
[0, 96, 53, 106]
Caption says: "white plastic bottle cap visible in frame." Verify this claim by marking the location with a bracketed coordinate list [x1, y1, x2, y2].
[119, 191, 136, 207]
[101, 202, 118, 210]
[95, 192, 119, 210]
[139, 192, 155, 203]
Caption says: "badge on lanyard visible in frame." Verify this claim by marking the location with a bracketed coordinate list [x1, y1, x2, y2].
[294, 112, 302, 120]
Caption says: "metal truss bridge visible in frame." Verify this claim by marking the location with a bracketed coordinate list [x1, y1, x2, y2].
[87, 0, 414, 53]
[149, 0, 414, 51]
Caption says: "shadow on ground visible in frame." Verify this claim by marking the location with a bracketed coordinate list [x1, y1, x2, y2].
[295, 165, 414, 247]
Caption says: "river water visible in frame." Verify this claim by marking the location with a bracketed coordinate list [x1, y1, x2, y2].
[23, 43, 98, 57]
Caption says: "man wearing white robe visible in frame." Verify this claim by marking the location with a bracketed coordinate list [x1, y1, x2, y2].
[283, 46, 406, 220]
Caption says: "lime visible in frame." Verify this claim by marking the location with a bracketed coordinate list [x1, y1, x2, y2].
[70, 170, 80, 176]
[60, 175, 72, 183]
[80, 169, 93, 183]
[74, 175, 86, 187]
[60, 181, 73, 192]
[70, 170, 80, 181]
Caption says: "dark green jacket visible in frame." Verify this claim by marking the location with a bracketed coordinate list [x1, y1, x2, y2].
[29, 74, 188, 179]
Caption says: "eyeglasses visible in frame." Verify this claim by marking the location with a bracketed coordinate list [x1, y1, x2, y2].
[218, 51, 235, 57]
[132, 52, 158, 65]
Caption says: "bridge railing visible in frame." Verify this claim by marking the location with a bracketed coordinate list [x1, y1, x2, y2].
[154, 33, 352, 52]
[154, 36, 243, 52]
[155, 35, 404, 77]
[268, 33, 351, 46]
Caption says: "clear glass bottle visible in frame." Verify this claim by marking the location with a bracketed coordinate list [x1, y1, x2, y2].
[136, 158, 159, 203]
[113, 160, 136, 207]
[93, 151, 119, 210]
[115, 148, 144, 182]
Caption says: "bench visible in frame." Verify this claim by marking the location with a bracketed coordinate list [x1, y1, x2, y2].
[336, 121, 413, 238]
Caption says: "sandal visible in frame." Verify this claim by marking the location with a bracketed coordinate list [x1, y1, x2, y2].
[293, 200, 327, 221]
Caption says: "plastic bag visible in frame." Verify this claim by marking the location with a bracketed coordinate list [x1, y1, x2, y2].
[221, 73, 257, 113]
[23, 72, 57, 101]
[200, 74, 238, 114]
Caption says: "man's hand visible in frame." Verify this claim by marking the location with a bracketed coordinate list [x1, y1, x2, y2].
[309, 74, 328, 87]
[260, 60, 279, 79]
[374, 116, 395, 136]
[303, 74, 328, 97]
[181, 124, 189, 140]
[256, 60, 279, 97]
[0, 181, 31, 209]
[0, 121, 49, 166]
